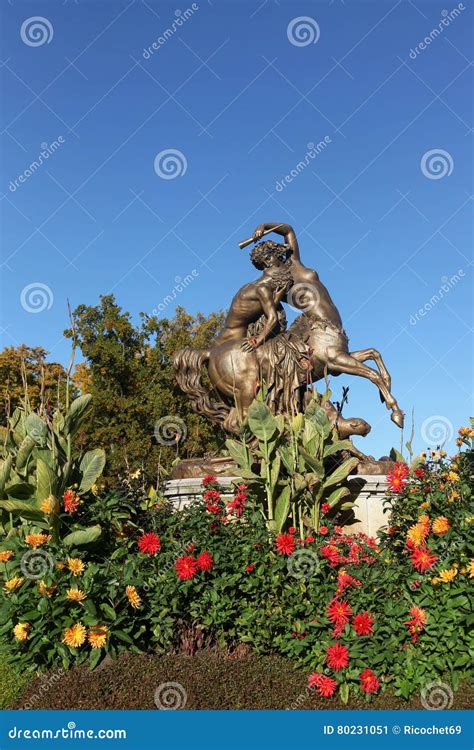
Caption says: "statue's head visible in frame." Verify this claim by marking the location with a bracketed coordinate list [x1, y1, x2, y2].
[250, 240, 290, 270]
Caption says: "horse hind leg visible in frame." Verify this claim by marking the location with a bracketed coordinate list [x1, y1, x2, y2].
[327, 352, 404, 428]
[350, 348, 391, 391]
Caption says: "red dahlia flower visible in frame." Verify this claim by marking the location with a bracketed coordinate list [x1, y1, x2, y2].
[227, 491, 247, 516]
[326, 643, 349, 671]
[405, 605, 427, 643]
[387, 461, 410, 493]
[137, 532, 160, 555]
[360, 668, 380, 694]
[275, 533, 295, 556]
[245, 564, 254, 572]
[202, 474, 217, 486]
[410, 546, 438, 573]
[308, 673, 337, 697]
[196, 550, 213, 572]
[413, 467, 425, 478]
[63, 489, 80, 513]
[288, 527, 297, 535]
[321, 503, 330, 514]
[319, 525, 329, 535]
[352, 612, 374, 636]
[328, 599, 352, 629]
[175, 554, 198, 580]
[336, 570, 362, 593]
[321, 544, 340, 567]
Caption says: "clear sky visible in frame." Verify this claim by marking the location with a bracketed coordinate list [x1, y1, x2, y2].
[1, 0, 472, 458]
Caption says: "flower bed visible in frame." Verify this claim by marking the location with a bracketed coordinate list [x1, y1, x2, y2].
[0, 420, 472, 705]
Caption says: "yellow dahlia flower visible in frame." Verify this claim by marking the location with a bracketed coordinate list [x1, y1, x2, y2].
[25, 533, 51, 548]
[38, 580, 56, 597]
[13, 622, 30, 641]
[4, 577, 24, 592]
[432, 516, 450, 535]
[62, 623, 86, 648]
[88, 625, 108, 649]
[66, 588, 87, 602]
[0, 550, 14, 562]
[67, 558, 85, 576]
[125, 585, 141, 609]
[437, 568, 458, 583]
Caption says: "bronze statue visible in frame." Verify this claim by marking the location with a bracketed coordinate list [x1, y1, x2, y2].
[174, 222, 404, 442]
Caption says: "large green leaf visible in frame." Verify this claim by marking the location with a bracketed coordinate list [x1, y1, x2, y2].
[305, 402, 331, 437]
[225, 439, 251, 471]
[15, 435, 37, 471]
[326, 485, 351, 508]
[323, 440, 356, 458]
[274, 485, 291, 533]
[5, 482, 35, 500]
[0, 455, 13, 495]
[36, 457, 56, 501]
[25, 413, 48, 445]
[298, 447, 324, 478]
[324, 457, 359, 489]
[63, 524, 102, 547]
[0, 498, 42, 516]
[247, 401, 277, 442]
[64, 394, 92, 436]
[78, 449, 106, 494]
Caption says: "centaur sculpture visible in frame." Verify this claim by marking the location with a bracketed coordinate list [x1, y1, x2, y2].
[174, 223, 404, 445]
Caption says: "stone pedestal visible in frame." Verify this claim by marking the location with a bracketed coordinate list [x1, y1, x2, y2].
[163, 474, 390, 537]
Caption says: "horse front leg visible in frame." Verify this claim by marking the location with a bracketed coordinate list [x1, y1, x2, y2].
[327, 352, 404, 428]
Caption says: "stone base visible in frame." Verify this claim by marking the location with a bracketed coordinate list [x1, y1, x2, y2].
[163, 474, 390, 537]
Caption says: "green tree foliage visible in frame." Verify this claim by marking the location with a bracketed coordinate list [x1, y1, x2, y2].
[0, 346, 70, 423]
[65, 296, 226, 484]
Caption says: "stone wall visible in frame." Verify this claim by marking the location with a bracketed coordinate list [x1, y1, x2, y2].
[163, 475, 390, 537]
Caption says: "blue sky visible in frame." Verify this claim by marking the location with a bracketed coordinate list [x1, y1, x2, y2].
[0, 0, 472, 458]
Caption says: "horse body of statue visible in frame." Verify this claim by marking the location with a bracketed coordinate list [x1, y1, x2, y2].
[174, 223, 404, 443]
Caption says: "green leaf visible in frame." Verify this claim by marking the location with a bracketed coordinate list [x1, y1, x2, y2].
[100, 603, 117, 621]
[339, 682, 349, 704]
[225, 440, 251, 470]
[114, 629, 134, 645]
[389, 447, 405, 463]
[5, 482, 35, 500]
[277, 446, 294, 474]
[89, 648, 102, 669]
[78, 449, 106, 494]
[324, 457, 359, 489]
[63, 524, 102, 547]
[298, 447, 324, 478]
[64, 394, 92, 436]
[36, 456, 57, 502]
[15, 435, 37, 470]
[247, 401, 277, 442]
[0, 455, 13, 495]
[274, 486, 291, 533]
[323, 439, 355, 457]
[25, 413, 48, 445]
[326, 485, 351, 508]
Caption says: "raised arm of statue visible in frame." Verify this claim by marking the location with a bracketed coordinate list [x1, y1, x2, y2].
[253, 223, 300, 261]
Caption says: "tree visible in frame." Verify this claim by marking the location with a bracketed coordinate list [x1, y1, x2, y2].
[0, 345, 70, 423]
[65, 296, 226, 484]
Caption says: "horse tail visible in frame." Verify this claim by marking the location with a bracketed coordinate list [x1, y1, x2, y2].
[173, 348, 229, 424]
